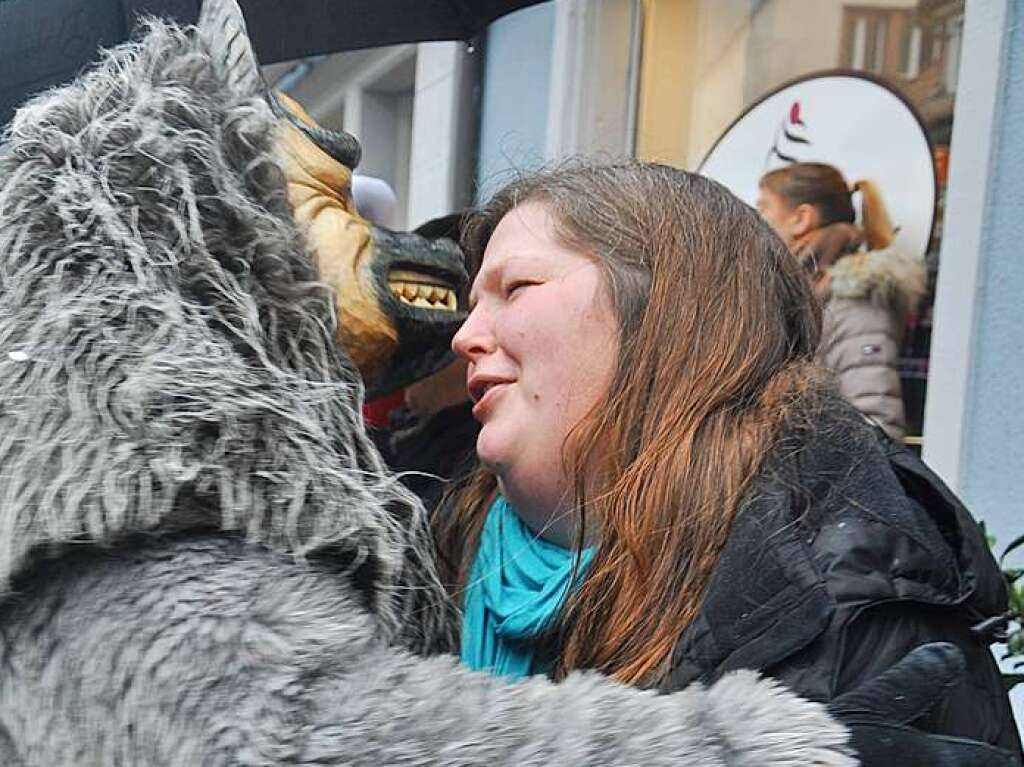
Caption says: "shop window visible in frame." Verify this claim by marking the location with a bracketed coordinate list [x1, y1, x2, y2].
[638, 0, 966, 445]
[901, 25, 923, 80]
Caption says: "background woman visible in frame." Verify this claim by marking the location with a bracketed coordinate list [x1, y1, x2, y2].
[436, 162, 1021, 762]
[757, 162, 924, 441]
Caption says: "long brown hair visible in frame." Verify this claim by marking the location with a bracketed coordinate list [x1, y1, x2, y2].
[434, 161, 825, 686]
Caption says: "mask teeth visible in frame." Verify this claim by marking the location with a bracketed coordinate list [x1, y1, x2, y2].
[389, 282, 458, 312]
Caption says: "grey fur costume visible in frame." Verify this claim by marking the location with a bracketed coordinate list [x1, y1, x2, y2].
[0, 20, 854, 766]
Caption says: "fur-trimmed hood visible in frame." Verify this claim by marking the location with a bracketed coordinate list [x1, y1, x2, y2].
[0, 20, 455, 653]
[827, 245, 926, 317]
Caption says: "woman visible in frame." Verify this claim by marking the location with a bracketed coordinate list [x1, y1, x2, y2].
[757, 162, 924, 440]
[437, 162, 1022, 760]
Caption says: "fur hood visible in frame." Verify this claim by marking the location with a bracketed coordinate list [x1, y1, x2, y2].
[0, 20, 455, 654]
[827, 245, 926, 317]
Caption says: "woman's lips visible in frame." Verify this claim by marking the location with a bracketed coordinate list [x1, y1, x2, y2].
[472, 382, 509, 420]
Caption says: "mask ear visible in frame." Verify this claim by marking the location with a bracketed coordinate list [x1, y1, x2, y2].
[197, 0, 268, 101]
[197, 0, 362, 173]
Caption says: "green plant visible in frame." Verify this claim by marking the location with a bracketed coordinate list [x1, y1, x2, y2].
[983, 525, 1024, 692]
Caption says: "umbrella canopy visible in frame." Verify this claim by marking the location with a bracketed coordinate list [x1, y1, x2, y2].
[0, 0, 546, 126]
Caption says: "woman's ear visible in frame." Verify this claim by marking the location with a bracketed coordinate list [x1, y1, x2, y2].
[790, 203, 820, 239]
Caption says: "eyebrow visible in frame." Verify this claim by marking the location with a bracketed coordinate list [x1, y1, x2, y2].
[467, 254, 547, 309]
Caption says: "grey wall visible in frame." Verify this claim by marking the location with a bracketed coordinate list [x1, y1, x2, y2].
[962, 0, 1023, 570]
[959, 0, 1024, 726]
[475, 1, 555, 202]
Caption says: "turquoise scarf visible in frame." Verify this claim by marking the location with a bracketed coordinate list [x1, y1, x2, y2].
[460, 495, 595, 679]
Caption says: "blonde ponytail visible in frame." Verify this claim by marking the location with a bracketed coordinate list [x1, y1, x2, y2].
[852, 179, 894, 250]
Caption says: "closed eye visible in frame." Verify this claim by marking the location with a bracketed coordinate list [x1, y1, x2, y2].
[506, 280, 539, 298]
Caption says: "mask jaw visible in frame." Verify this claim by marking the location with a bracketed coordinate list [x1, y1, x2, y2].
[273, 106, 397, 381]
[271, 104, 471, 396]
[364, 229, 469, 399]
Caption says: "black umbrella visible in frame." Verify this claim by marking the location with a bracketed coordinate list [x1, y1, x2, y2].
[0, 0, 546, 126]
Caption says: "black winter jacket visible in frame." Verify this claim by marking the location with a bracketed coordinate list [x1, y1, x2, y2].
[668, 398, 1023, 760]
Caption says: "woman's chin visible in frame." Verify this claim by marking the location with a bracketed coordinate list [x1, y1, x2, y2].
[475, 448, 504, 475]
[474, 429, 510, 475]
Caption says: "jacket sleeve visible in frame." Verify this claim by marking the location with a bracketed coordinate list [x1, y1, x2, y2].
[832, 603, 1022, 758]
[766, 600, 1023, 762]
[819, 298, 907, 441]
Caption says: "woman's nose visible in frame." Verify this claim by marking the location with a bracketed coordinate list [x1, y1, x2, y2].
[452, 305, 496, 360]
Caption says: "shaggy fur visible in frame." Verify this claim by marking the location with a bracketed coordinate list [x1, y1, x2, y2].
[0, 536, 857, 766]
[0, 19, 451, 654]
[827, 245, 926, 315]
[0, 20, 854, 765]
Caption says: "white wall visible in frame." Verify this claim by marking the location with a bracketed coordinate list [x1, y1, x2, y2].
[407, 42, 479, 229]
[545, 0, 642, 159]
[475, 2, 557, 202]
[923, 0, 1023, 728]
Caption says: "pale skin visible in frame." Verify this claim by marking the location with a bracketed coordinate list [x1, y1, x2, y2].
[452, 202, 619, 548]
[757, 186, 841, 295]
[755, 185, 821, 248]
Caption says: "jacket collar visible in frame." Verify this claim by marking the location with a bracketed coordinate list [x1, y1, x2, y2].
[826, 246, 926, 316]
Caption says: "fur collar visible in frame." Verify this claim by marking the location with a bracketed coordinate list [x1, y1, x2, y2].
[0, 21, 455, 654]
[826, 245, 926, 315]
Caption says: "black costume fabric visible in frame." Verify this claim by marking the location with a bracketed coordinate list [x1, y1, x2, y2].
[378, 401, 480, 513]
[0, 0, 546, 127]
[668, 396, 1023, 761]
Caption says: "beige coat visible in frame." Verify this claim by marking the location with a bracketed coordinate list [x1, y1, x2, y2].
[817, 246, 926, 441]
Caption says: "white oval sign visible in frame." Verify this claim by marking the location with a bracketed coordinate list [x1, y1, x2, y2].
[699, 72, 936, 260]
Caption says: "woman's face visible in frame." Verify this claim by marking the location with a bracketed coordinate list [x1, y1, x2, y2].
[756, 186, 798, 245]
[452, 202, 619, 533]
[756, 186, 818, 248]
